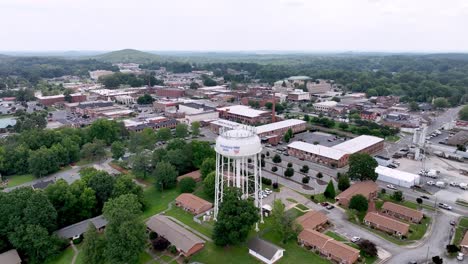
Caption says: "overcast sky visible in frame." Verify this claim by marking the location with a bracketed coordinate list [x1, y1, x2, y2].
[1, 0, 467, 52]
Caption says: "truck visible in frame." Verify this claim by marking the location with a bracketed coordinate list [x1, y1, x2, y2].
[426, 169, 439, 178]
[435, 181, 446, 188]
[459, 183, 468, 190]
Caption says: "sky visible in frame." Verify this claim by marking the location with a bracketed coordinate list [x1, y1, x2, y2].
[1, 0, 468, 52]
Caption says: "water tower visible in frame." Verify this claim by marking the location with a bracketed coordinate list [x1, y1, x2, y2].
[214, 126, 264, 229]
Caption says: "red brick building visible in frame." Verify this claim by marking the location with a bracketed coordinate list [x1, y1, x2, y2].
[155, 88, 185, 98]
[37, 93, 87, 106]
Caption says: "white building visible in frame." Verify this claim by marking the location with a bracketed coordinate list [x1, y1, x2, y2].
[89, 70, 114, 80]
[313, 101, 338, 112]
[248, 237, 285, 264]
[115, 95, 136, 105]
[287, 89, 310, 101]
[179, 102, 215, 115]
[185, 111, 219, 125]
[376, 166, 421, 188]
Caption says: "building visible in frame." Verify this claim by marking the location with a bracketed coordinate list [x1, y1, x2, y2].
[56, 215, 107, 240]
[179, 102, 215, 115]
[177, 170, 202, 182]
[36, 93, 87, 106]
[209, 119, 243, 134]
[153, 100, 178, 112]
[298, 229, 360, 264]
[256, 119, 307, 145]
[67, 100, 114, 114]
[287, 141, 349, 168]
[375, 166, 420, 188]
[217, 105, 271, 125]
[0, 249, 21, 264]
[287, 89, 310, 101]
[332, 135, 384, 155]
[364, 212, 410, 237]
[185, 111, 219, 125]
[89, 70, 113, 80]
[175, 193, 213, 215]
[296, 210, 328, 231]
[124, 117, 177, 132]
[248, 237, 285, 264]
[461, 232, 468, 254]
[313, 101, 338, 112]
[446, 131, 468, 146]
[115, 95, 136, 105]
[381, 202, 424, 223]
[146, 215, 205, 256]
[155, 88, 185, 98]
[335, 181, 378, 207]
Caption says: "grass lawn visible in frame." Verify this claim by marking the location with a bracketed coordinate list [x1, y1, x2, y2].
[311, 193, 335, 204]
[287, 207, 306, 218]
[164, 206, 214, 237]
[191, 242, 259, 264]
[44, 246, 75, 264]
[325, 231, 347, 242]
[295, 203, 309, 211]
[286, 198, 298, 203]
[408, 216, 431, 241]
[139, 251, 154, 263]
[192, 182, 214, 202]
[454, 217, 468, 245]
[159, 254, 175, 262]
[385, 135, 400, 142]
[380, 194, 435, 211]
[5, 174, 35, 187]
[141, 187, 180, 219]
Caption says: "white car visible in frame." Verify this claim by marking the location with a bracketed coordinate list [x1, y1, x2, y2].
[457, 252, 464, 261]
[427, 181, 435, 186]
[351, 236, 361, 243]
[386, 184, 397, 190]
[450, 182, 459, 187]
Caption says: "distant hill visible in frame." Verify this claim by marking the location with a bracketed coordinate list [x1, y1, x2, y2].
[93, 49, 160, 64]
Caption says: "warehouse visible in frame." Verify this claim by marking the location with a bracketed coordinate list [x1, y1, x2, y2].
[287, 141, 349, 168]
[375, 166, 420, 188]
[332, 135, 384, 155]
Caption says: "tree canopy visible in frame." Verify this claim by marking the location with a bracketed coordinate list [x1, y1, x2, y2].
[348, 153, 378, 181]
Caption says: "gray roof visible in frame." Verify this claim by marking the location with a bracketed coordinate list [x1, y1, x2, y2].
[0, 249, 21, 264]
[56, 215, 107, 239]
[146, 215, 204, 254]
[32, 180, 54, 190]
[248, 237, 284, 260]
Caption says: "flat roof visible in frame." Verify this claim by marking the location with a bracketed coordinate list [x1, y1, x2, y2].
[256, 119, 305, 135]
[314, 101, 338, 107]
[332, 135, 383, 154]
[210, 119, 243, 129]
[217, 105, 269, 118]
[375, 166, 420, 182]
[0, 249, 21, 264]
[288, 141, 348, 160]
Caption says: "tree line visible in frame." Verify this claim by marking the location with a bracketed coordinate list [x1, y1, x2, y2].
[98, 72, 164, 88]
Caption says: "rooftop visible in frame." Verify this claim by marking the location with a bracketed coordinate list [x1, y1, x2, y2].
[336, 181, 378, 201]
[217, 105, 269, 118]
[56, 215, 107, 239]
[255, 119, 306, 135]
[332, 135, 383, 154]
[382, 202, 424, 221]
[375, 166, 420, 183]
[175, 193, 212, 212]
[287, 141, 348, 160]
[0, 249, 21, 264]
[248, 237, 284, 260]
[314, 101, 338, 107]
[296, 210, 328, 230]
[364, 212, 410, 234]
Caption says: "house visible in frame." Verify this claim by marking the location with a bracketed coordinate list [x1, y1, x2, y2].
[335, 181, 378, 207]
[381, 202, 424, 223]
[461, 232, 468, 254]
[177, 170, 202, 182]
[146, 215, 205, 257]
[175, 193, 213, 215]
[0, 249, 21, 264]
[298, 229, 360, 264]
[296, 210, 328, 231]
[248, 237, 285, 264]
[364, 212, 409, 237]
[56, 215, 107, 240]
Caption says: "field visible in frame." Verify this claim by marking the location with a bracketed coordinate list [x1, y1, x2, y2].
[454, 217, 468, 245]
[5, 174, 35, 188]
[141, 187, 180, 219]
[164, 206, 214, 237]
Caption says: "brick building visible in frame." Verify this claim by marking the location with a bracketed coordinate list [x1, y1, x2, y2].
[175, 193, 212, 215]
[335, 181, 378, 207]
[37, 93, 87, 106]
[364, 212, 410, 238]
[381, 202, 424, 223]
[217, 105, 271, 125]
[155, 88, 185, 98]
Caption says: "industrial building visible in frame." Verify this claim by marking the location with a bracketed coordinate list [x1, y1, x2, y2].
[287, 89, 310, 101]
[313, 101, 338, 112]
[375, 166, 420, 188]
[36, 93, 87, 106]
[124, 116, 177, 132]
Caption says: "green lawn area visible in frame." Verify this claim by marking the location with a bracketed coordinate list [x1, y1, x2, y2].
[5, 174, 35, 187]
[295, 203, 309, 211]
[385, 135, 400, 142]
[325, 231, 347, 242]
[286, 207, 306, 218]
[141, 187, 180, 219]
[454, 217, 468, 245]
[310, 193, 335, 204]
[286, 198, 298, 203]
[380, 194, 435, 211]
[192, 182, 214, 203]
[408, 216, 431, 241]
[164, 206, 214, 237]
[44, 246, 75, 264]
[191, 241, 260, 264]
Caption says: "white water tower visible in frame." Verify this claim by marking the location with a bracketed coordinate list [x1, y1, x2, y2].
[213, 126, 263, 229]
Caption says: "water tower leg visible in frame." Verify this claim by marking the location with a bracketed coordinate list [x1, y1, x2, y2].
[255, 222, 259, 232]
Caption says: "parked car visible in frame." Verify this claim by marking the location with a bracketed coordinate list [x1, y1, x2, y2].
[387, 164, 398, 169]
[386, 184, 397, 190]
[326, 205, 335, 210]
[438, 203, 452, 210]
[320, 202, 329, 207]
[420, 195, 430, 199]
[450, 220, 456, 226]
[450, 182, 459, 187]
[351, 236, 361, 243]
[427, 181, 435, 186]
[457, 252, 464, 261]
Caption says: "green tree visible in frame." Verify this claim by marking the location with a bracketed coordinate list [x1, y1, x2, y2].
[154, 161, 178, 190]
[45, 179, 79, 227]
[339, 122, 349, 130]
[189, 82, 200, 89]
[213, 188, 259, 246]
[284, 167, 294, 177]
[272, 154, 282, 164]
[103, 194, 146, 264]
[203, 78, 217, 87]
[459, 105, 468, 121]
[338, 175, 351, 191]
[87, 171, 115, 209]
[111, 141, 125, 160]
[88, 119, 120, 145]
[137, 94, 154, 104]
[156, 127, 172, 141]
[391, 191, 404, 202]
[179, 177, 196, 193]
[190, 140, 215, 168]
[348, 153, 378, 181]
[81, 140, 107, 161]
[203, 171, 216, 198]
[112, 175, 144, 206]
[191, 121, 201, 137]
[28, 147, 59, 177]
[433, 97, 449, 109]
[316, 172, 323, 178]
[324, 180, 336, 199]
[409, 101, 419, 111]
[300, 165, 309, 173]
[283, 132, 291, 143]
[349, 194, 368, 212]
[200, 157, 216, 179]
[131, 152, 152, 178]
[82, 224, 106, 264]
[175, 123, 189, 138]
[271, 199, 301, 244]
[63, 89, 73, 103]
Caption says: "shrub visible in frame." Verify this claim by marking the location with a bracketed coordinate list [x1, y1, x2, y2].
[168, 245, 178, 254]
[300, 165, 309, 173]
[380, 188, 386, 194]
[272, 166, 278, 172]
[272, 154, 282, 163]
[261, 154, 265, 159]
[310, 195, 314, 201]
[432, 256, 443, 264]
[261, 158, 265, 167]
[316, 172, 323, 178]
[272, 182, 279, 189]
[179, 177, 196, 193]
[266, 151, 270, 157]
[72, 236, 83, 244]
[358, 239, 377, 257]
[337, 175, 350, 191]
[349, 194, 368, 212]
[391, 191, 404, 202]
[149, 231, 158, 240]
[324, 181, 336, 199]
[302, 176, 310, 184]
[446, 244, 460, 253]
[261, 177, 272, 186]
[287, 162, 293, 168]
[284, 167, 294, 177]
[152, 236, 170, 250]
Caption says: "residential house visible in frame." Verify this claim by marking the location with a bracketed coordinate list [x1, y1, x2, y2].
[335, 181, 378, 207]
[248, 237, 285, 264]
[296, 210, 329, 231]
[56, 215, 107, 240]
[381, 202, 424, 223]
[175, 193, 213, 215]
[461, 232, 468, 254]
[177, 170, 202, 182]
[364, 212, 410, 237]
